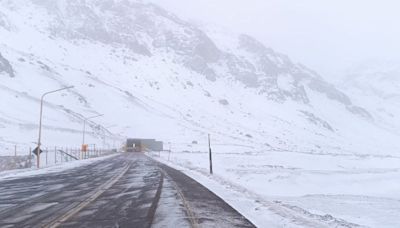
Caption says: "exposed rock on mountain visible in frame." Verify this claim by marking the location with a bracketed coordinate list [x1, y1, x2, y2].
[0, 53, 14, 78]
[20, 0, 368, 116]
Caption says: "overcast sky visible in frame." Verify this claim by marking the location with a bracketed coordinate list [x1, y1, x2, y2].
[147, 0, 400, 80]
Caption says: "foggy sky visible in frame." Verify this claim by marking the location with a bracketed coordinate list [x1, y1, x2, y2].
[147, 0, 400, 80]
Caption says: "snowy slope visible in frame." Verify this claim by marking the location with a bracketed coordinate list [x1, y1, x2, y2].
[1, 0, 398, 157]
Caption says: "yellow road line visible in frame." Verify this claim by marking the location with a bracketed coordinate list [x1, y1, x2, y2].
[44, 164, 131, 228]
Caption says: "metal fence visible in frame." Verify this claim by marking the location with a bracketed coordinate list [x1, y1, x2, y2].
[0, 145, 119, 172]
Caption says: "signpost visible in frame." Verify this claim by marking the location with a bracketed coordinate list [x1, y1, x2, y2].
[33, 147, 43, 156]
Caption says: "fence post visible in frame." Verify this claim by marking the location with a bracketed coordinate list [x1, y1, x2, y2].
[14, 145, 17, 157]
[29, 147, 32, 168]
[168, 142, 171, 161]
[208, 134, 213, 175]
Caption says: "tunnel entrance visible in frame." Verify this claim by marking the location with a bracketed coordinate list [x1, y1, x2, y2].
[126, 138, 163, 152]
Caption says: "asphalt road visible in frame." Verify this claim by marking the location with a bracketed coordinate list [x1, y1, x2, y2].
[0, 153, 255, 228]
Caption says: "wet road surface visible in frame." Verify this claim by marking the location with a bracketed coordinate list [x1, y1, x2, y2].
[0, 153, 255, 228]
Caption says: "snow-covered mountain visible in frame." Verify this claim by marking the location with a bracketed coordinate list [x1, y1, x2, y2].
[0, 0, 399, 156]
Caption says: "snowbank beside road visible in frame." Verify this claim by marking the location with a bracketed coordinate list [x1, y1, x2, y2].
[0, 155, 31, 172]
[0, 153, 119, 181]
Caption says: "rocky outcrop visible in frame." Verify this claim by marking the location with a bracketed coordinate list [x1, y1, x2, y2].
[0, 12, 11, 31]
[0, 53, 15, 78]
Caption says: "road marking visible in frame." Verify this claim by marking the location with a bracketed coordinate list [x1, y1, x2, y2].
[44, 164, 131, 228]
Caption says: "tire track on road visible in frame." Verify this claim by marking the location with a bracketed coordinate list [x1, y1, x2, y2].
[147, 155, 255, 228]
[44, 164, 131, 228]
[0, 158, 124, 221]
[147, 171, 164, 228]
[158, 168, 199, 228]
[43, 154, 166, 228]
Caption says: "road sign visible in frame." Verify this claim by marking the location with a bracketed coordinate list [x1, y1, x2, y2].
[33, 147, 43, 156]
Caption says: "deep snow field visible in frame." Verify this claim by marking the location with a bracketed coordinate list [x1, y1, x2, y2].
[149, 143, 400, 227]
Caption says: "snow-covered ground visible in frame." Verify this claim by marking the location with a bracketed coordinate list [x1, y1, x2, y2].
[0, 154, 30, 171]
[148, 143, 400, 227]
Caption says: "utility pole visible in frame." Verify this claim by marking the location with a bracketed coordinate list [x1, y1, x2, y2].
[208, 134, 213, 175]
[36, 86, 74, 168]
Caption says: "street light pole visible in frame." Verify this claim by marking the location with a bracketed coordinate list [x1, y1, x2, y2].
[82, 114, 104, 147]
[37, 86, 74, 168]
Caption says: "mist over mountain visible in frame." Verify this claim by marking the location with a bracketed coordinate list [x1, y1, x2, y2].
[341, 60, 400, 133]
